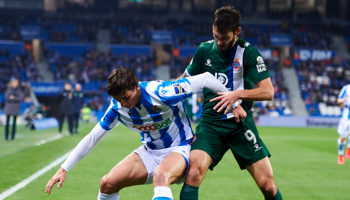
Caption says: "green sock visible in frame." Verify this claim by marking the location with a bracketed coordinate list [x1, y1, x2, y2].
[179, 183, 199, 200]
[265, 188, 282, 200]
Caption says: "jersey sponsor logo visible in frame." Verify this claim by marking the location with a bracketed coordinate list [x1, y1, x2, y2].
[132, 118, 172, 131]
[244, 42, 250, 48]
[232, 58, 240, 70]
[173, 83, 185, 95]
[256, 56, 267, 73]
[205, 59, 212, 66]
[214, 72, 228, 86]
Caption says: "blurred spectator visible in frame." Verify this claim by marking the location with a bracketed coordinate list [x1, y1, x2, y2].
[58, 83, 74, 135]
[23, 104, 43, 130]
[81, 105, 91, 123]
[73, 83, 84, 134]
[4, 78, 23, 141]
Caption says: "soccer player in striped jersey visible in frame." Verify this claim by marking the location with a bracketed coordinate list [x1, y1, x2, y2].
[336, 84, 350, 164]
[178, 6, 282, 200]
[45, 67, 240, 200]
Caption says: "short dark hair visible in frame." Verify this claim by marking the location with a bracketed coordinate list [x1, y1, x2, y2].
[213, 6, 241, 34]
[106, 67, 139, 97]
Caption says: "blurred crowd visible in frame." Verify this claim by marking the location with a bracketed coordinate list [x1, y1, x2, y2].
[1, 10, 350, 118]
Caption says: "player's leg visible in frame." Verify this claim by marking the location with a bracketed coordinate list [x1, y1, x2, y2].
[99, 152, 148, 200]
[152, 144, 191, 200]
[179, 149, 213, 200]
[337, 120, 347, 164]
[229, 116, 282, 199]
[346, 135, 350, 159]
[180, 120, 228, 200]
[246, 157, 282, 200]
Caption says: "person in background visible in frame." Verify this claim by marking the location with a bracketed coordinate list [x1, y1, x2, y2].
[81, 104, 91, 123]
[58, 82, 74, 135]
[4, 78, 23, 141]
[73, 83, 84, 134]
[336, 84, 350, 164]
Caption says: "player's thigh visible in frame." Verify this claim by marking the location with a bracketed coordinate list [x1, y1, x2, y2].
[104, 152, 148, 188]
[228, 115, 271, 170]
[246, 157, 275, 186]
[155, 144, 191, 183]
[155, 152, 187, 184]
[191, 120, 229, 170]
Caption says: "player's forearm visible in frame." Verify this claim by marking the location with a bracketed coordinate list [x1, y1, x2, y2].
[186, 72, 228, 93]
[235, 79, 274, 101]
[61, 124, 108, 171]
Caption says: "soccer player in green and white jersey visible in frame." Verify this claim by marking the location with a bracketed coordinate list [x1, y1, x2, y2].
[178, 6, 282, 200]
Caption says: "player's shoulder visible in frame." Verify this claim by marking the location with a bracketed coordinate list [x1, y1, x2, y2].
[344, 84, 350, 90]
[237, 38, 256, 51]
[198, 40, 216, 50]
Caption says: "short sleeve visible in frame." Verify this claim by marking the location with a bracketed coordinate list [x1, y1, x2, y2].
[244, 46, 270, 84]
[155, 79, 193, 106]
[99, 99, 119, 130]
[186, 43, 205, 76]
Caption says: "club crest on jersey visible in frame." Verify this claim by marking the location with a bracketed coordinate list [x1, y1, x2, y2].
[232, 58, 240, 70]
[173, 83, 185, 95]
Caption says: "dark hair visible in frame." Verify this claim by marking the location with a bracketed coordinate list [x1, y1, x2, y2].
[213, 6, 241, 34]
[106, 67, 139, 97]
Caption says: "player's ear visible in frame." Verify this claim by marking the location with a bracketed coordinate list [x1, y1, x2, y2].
[135, 85, 140, 92]
[235, 26, 241, 35]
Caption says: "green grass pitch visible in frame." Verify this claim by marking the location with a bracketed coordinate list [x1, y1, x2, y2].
[1, 122, 350, 200]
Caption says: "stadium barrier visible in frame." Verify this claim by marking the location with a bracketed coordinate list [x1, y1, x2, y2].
[258, 115, 340, 128]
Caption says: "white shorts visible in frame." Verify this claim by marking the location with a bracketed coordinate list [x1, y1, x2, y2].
[134, 144, 191, 184]
[337, 119, 350, 137]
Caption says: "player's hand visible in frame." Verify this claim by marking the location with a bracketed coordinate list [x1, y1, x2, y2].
[232, 105, 246, 123]
[45, 167, 67, 194]
[210, 91, 240, 114]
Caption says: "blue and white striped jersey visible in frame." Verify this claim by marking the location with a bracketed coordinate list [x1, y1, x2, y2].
[99, 79, 194, 150]
[339, 84, 350, 120]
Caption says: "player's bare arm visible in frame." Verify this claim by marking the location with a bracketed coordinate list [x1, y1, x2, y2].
[45, 167, 67, 194]
[337, 98, 346, 108]
[210, 78, 274, 114]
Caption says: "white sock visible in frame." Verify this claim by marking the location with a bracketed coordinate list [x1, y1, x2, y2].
[338, 138, 346, 155]
[152, 186, 173, 200]
[97, 191, 119, 200]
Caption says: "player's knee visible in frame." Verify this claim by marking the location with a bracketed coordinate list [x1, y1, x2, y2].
[153, 168, 171, 185]
[259, 179, 277, 197]
[186, 165, 206, 186]
[100, 175, 120, 193]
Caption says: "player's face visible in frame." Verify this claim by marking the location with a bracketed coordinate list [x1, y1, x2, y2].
[212, 26, 239, 53]
[115, 86, 141, 109]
